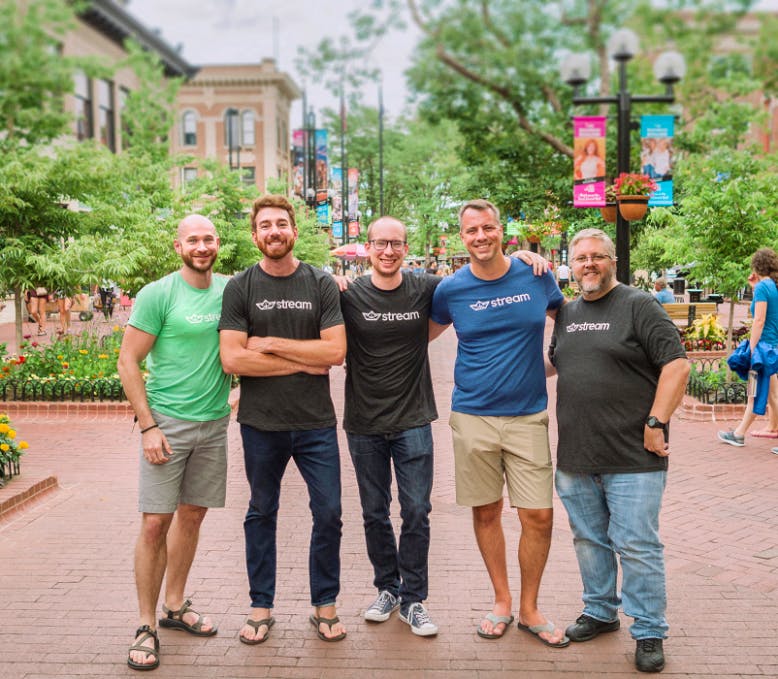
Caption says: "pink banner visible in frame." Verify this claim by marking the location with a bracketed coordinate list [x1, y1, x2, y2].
[348, 167, 359, 235]
[573, 116, 606, 208]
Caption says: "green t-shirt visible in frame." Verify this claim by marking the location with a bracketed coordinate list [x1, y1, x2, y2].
[128, 271, 231, 421]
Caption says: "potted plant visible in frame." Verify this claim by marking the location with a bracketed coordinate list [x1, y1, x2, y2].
[519, 222, 552, 244]
[0, 413, 29, 485]
[600, 183, 617, 223]
[612, 172, 658, 221]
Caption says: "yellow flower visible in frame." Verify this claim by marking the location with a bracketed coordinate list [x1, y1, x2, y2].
[57, 354, 64, 360]
[113, 325, 120, 332]
[8, 430, 15, 439]
[0, 443, 9, 452]
[19, 441, 29, 449]
[0, 423, 9, 434]
[79, 349, 88, 355]
[98, 354, 109, 359]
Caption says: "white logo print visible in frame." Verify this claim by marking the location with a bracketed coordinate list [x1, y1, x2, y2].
[566, 321, 610, 333]
[256, 299, 313, 311]
[185, 313, 220, 324]
[469, 293, 531, 311]
[362, 310, 420, 322]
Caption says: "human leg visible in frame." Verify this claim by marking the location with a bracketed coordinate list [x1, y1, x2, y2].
[391, 424, 433, 606]
[472, 500, 513, 634]
[240, 425, 290, 641]
[347, 432, 400, 598]
[601, 471, 668, 640]
[753, 374, 778, 436]
[131, 511, 173, 668]
[555, 470, 621, 624]
[293, 426, 345, 640]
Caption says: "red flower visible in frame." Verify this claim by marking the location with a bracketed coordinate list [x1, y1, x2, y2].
[17, 356, 26, 364]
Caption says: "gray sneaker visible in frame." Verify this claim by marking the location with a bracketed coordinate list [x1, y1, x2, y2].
[399, 602, 438, 636]
[364, 590, 399, 622]
[718, 430, 745, 447]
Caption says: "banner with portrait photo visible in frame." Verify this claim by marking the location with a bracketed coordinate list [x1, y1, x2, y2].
[314, 129, 329, 225]
[641, 115, 674, 207]
[348, 167, 359, 236]
[292, 129, 305, 199]
[573, 116, 607, 208]
[331, 166, 343, 235]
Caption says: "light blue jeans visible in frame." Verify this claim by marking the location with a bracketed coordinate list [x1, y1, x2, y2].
[555, 469, 669, 640]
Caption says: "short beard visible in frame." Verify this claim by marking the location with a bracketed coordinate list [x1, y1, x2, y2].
[258, 239, 295, 260]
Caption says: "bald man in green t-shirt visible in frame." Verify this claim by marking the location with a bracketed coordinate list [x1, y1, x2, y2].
[118, 215, 232, 672]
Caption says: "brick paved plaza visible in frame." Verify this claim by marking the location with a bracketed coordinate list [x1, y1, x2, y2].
[1, 320, 777, 678]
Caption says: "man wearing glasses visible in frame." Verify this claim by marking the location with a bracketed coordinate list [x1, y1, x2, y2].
[340, 215, 546, 637]
[429, 199, 567, 646]
[549, 228, 689, 673]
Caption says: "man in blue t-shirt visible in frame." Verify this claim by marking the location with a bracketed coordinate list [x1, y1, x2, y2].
[653, 277, 675, 304]
[430, 199, 567, 646]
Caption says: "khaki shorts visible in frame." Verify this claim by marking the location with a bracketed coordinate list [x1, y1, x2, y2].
[138, 410, 229, 514]
[449, 410, 553, 509]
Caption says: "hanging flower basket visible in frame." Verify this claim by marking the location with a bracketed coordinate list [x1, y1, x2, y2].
[617, 195, 649, 221]
[600, 205, 617, 223]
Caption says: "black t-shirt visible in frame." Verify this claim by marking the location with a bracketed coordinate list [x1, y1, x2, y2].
[549, 284, 686, 474]
[219, 262, 344, 431]
[341, 272, 440, 434]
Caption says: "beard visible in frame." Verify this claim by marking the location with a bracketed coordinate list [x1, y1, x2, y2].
[578, 267, 615, 295]
[258, 236, 295, 260]
[181, 251, 216, 272]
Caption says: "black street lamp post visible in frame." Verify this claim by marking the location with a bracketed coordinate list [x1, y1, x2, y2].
[562, 29, 685, 284]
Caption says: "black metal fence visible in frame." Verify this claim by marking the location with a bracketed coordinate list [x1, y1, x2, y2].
[0, 378, 126, 402]
[687, 355, 747, 405]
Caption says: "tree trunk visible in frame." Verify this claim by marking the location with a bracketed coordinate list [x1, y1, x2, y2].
[13, 285, 23, 352]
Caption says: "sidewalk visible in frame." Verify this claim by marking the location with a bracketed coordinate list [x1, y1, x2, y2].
[0, 324, 777, 678]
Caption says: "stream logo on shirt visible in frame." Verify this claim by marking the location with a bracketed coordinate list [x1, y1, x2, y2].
[469, 293, 531, 312]
[361, 310, 421, 322]
[256, 299, 314, 311]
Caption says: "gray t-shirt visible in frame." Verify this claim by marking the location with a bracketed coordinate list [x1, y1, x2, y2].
[549, 284, 686, 474]
[219, 262, 344, 431]
[340, 272, 440, 434]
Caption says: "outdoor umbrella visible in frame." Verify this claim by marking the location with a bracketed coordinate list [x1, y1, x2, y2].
[329, 242, 368, 260]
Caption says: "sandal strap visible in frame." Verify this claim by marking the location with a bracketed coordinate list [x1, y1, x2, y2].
[131, 625, 159, 654]
[162, 598, 192, 619]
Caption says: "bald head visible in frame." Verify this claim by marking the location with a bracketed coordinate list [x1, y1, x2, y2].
[367, 216, 407, 241]
[177, 214, 217, 240]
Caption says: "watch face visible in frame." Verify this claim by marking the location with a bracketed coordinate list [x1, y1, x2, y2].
[646, 416, 664, 428]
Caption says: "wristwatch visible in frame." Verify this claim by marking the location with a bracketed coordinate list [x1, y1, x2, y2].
[645, 415, 666, 429]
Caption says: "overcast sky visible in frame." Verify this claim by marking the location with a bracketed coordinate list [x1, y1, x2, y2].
[126, 0, 420, 124]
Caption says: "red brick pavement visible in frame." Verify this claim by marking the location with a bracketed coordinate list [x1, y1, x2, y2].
[1, 319, 777, 678]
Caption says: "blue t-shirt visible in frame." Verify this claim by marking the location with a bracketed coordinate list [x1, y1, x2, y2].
[751, 278, 778, 346]
[430, 258, 564, 416]
[655, 287, 674, 304]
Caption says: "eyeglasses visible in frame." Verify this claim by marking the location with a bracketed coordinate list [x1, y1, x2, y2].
[570, 254, 613, 265]
[369, 239, 406, 251]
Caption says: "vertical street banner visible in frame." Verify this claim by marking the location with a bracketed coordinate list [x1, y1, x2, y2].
[347, 167, 359, 236]
[641, 115, 674, 207]
[292, 129, 304, 200]
[573, 116, 607, 208]
[315, 129, 329, 225]
[331, 166, 343, 237]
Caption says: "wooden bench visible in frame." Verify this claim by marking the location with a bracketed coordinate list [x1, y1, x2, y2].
[662, 302, 718, 325]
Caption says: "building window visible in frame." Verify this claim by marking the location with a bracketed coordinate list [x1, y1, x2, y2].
[224, 109, 240, 149]
[118, 87, 130, 149]
[241, 110, 255, 146]
[182, 111, 197, 146]
[74, 71, 92, 141]
[241, 167, 255, 186]
[182, 167, 198, 184]
[97, 79, 115, 151]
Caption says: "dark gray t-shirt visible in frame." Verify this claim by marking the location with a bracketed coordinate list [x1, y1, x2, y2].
[219, 262, 344, 431]
[549, 284, 686, 474]
[341, 272, 440, 434]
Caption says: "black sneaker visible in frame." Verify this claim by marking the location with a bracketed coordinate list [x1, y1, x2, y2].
[565, 613, 620, 642]
[635, 638, 665, 672]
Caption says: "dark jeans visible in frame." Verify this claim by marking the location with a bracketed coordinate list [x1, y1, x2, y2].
[241, 424, 342, 608]
[98, 288, 114, 319]
[347, 424, 433, 604]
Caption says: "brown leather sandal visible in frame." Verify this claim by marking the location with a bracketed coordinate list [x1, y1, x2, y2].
[158, 598, 218, 636]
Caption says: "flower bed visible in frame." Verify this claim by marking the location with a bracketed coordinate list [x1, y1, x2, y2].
[1, 327, 127, 402]
[0, 413, 28, 485]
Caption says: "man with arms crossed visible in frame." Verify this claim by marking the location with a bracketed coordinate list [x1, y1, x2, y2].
[549, 228, 689, 673]
[429, 199, 567, 646]
[219, 195, 347, 643]
[118, 215, 231, 671]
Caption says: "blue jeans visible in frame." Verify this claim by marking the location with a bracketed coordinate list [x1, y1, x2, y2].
[555, 469, 669, 640]
[347, 424, 433, 605]
[241, 425, 342, 609]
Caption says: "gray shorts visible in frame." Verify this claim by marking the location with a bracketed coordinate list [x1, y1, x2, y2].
[138, 410, 230, 514]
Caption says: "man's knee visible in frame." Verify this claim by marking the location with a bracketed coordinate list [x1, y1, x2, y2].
[140, 513, 173, 545]
[518, 507, 554, 535]
[176, 503, 208, 528]
[472, 499, 503, 527]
